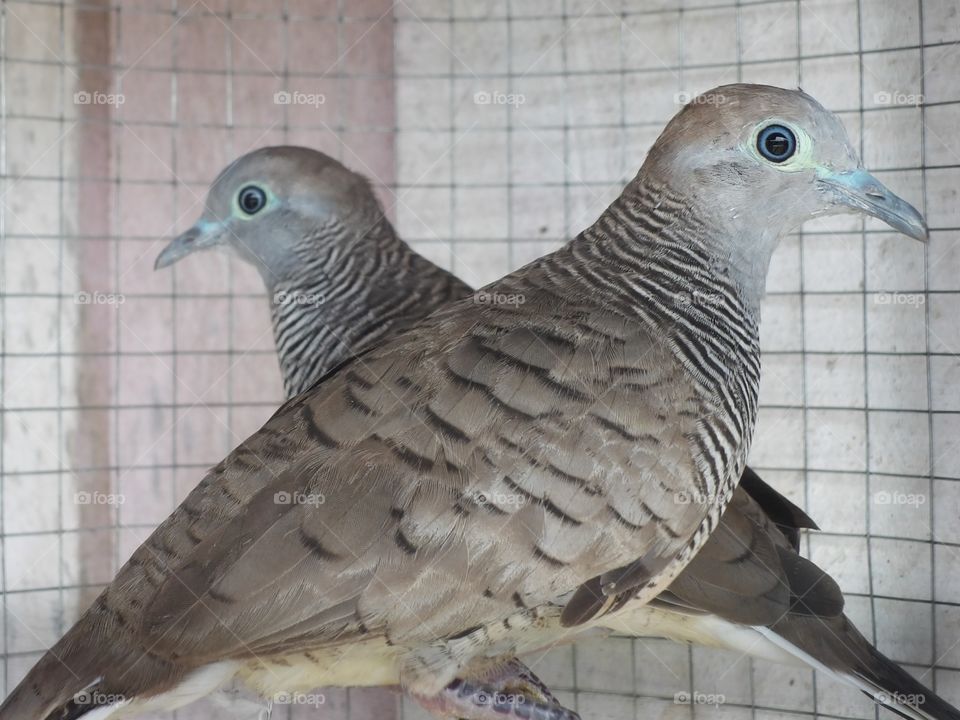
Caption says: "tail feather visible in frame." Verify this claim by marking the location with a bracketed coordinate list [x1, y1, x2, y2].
[851, 641, 960, 720]
[0, 650, 101, 720]
[0, 601, 188, 720]
[759, 618, 960, 720]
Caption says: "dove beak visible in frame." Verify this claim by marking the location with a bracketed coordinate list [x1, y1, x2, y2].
[154, 220, 228, 270]
[820, 169, 928, 242]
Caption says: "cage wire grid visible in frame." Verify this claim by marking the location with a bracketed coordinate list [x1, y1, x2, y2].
[0, 1, 958, 720]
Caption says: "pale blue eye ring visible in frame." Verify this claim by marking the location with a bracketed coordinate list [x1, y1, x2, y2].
[757, 125, 797, 163]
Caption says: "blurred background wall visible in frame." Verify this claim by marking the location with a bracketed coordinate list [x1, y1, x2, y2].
[1, 1, 958, 720]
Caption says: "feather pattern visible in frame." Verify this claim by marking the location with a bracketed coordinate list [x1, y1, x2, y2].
[4, 86, 948, 720]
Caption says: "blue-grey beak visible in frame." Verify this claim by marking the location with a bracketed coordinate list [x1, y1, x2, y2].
[154, 220, 227, 270]
[820, 169, 928, 242]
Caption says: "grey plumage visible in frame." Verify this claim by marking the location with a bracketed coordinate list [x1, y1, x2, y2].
[3, 84, 933, 720]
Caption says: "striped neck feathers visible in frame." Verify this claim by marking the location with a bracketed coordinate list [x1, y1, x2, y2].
[579, 179, 768, 329]
[268, 219, 470, 397]
[553, 178, 764, 402]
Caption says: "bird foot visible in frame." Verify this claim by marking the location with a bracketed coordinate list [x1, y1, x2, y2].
[411, 659, 580, 720]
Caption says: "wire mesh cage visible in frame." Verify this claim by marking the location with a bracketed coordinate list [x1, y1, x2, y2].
[0, 1, 957, 719]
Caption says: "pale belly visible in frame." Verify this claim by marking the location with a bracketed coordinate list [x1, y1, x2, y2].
[233, 602, 691, 699]
[238, 636, 403, 694]
[99, 601, 794, 720]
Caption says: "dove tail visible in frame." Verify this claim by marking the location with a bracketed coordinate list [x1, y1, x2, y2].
[0, 604, 196, 720]
[759, 618, 960, 720]
[0, 650, 237, 720]
[0, 647, 105, 720]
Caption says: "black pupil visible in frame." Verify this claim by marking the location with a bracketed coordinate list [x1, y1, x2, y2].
[240, 187, 264, 213]
[765, 132, 790, 157]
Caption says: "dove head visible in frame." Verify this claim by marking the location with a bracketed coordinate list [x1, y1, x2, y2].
[155, 146, 389, 287]
[638, 84, 926, 287]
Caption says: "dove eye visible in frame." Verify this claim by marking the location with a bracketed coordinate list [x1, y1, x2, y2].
[757, 124, 797, 163]
[238, 185, 267, 215]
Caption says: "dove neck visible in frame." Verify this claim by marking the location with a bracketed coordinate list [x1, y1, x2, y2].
[589, 178, 774, 315]
[268, 215, 471, 398]
[543, 177, 765, 367]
